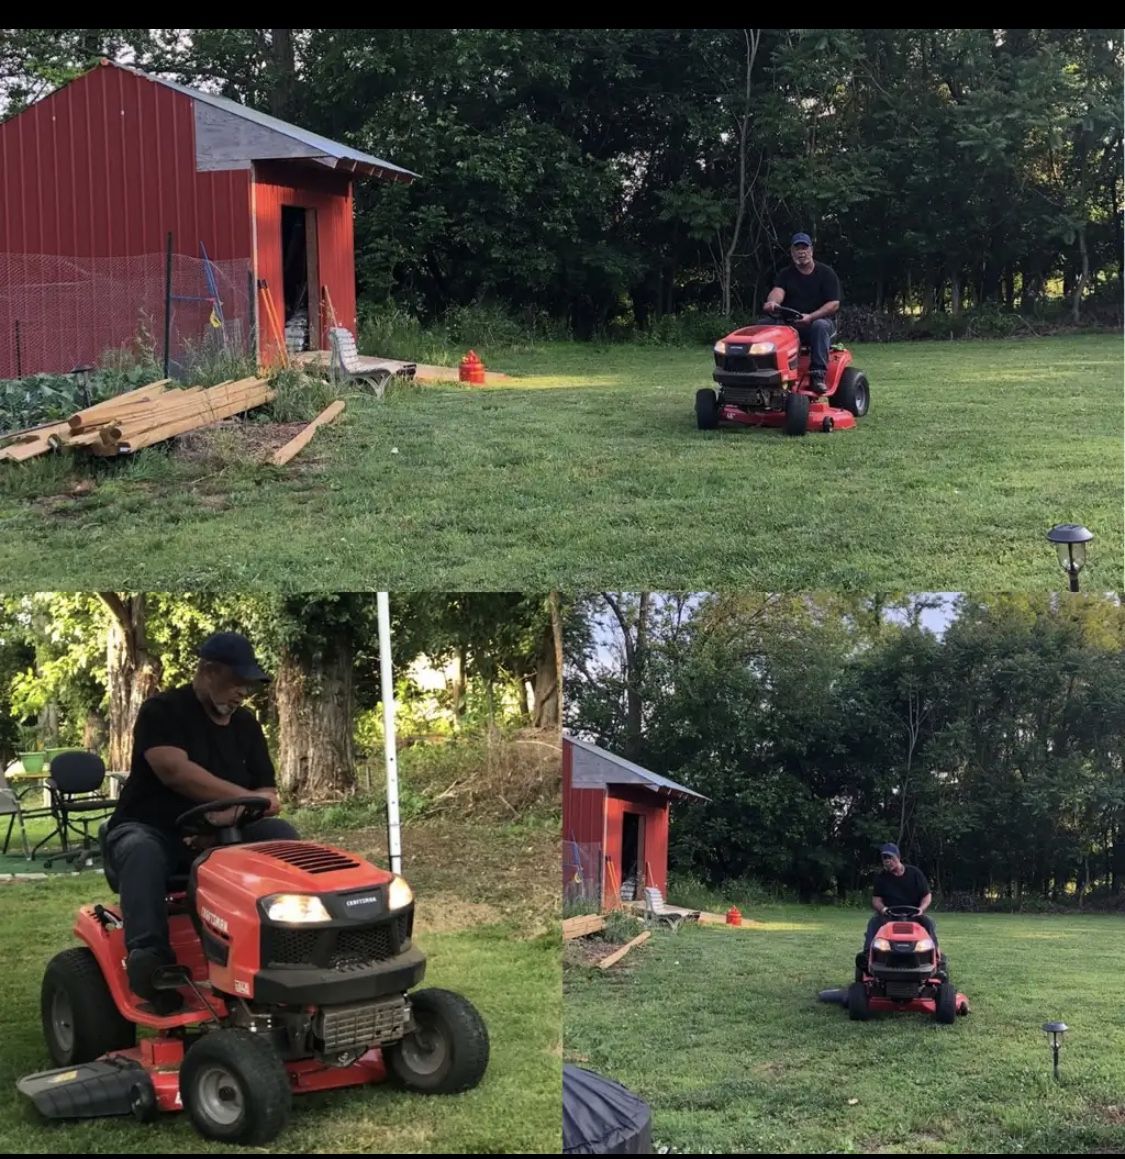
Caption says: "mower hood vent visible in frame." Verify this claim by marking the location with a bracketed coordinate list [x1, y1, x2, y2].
[891, 923, 916, 935]
[251, 841, 361, 874]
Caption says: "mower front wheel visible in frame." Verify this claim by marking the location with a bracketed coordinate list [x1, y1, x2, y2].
[41, 946, 136, 1066]
[695, 388, 720, 430]
[934, 981, 957, 1025]
[180, 1029, 292, 1145]
[784, 391, 809, 436]
[387, 988, 491, 1094]
[847, 981, 870, 1021]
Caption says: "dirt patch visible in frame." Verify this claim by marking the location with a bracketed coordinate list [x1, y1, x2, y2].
[311, 816, 559, 938]
[173, 421, 312, 464]
[1098, 1106, 1125, 1126]
[414, 894, 503, 934]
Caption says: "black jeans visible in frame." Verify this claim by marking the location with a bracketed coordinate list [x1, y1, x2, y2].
[105, 817, 299, 956]
[864, 911, 937, 952]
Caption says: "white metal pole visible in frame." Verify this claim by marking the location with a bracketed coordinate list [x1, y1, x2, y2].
[377, 592, 402, 875]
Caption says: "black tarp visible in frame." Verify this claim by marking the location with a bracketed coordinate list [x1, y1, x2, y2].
[563, 1064, 653, 1154]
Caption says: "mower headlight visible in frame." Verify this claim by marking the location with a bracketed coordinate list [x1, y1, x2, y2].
[872, 937, 891, 952]
[748, 341, 776, 355]
[264, 894, 331, 924]
[713, 341, 728, 356]
[915, 937, 935, 953]
[387, 875, 414, 911]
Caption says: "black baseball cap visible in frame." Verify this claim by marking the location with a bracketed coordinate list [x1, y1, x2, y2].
[197, 631, 270, 682]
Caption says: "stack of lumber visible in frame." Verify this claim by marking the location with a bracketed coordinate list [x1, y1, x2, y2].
[0, 377, 275, 462]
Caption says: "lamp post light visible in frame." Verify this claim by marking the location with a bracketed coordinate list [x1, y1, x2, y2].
[1046, 524, 1094, 592]
[1042, 1021, 1068, 1082]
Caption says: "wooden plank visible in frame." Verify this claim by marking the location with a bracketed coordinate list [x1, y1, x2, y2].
[68, 385, 207, 432]
[94, 385, 276, 454]
[110, 382, 268, 437]
[271, 400, 345, 466]
[563, 914, 606, 940]
[597, 930, 651, 970]
[65, 379, 171, 430]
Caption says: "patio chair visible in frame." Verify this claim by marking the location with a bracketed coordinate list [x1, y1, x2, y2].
[643, 886, 701, 933]
[328, 327, 415, 398]
[38, 750, 115, 869]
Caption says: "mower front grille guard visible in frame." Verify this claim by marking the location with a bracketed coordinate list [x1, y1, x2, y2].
[314, 995, 408, 1052]
[716, 353, 777, 373]
[871, 950, 930, 973]
[264, 909, 413, 970]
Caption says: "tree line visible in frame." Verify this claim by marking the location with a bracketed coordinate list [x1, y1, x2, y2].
[0, 592, 564, 801]
[565, 593, 1125, 909]
[1, 28, 1120, 337]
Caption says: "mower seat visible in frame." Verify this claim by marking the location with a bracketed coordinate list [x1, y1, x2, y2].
[98, 822, 190, 895]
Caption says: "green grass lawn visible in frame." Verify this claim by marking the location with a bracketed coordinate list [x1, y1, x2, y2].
[0, 335, 1119, 589]
[564, 906, 1125, 1154]
[0, 814, 562, 1154]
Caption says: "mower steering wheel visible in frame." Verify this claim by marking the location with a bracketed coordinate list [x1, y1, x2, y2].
[882, 905, 923, 920]
[768, 304, 804, 322]
[175, 795, 271, 835]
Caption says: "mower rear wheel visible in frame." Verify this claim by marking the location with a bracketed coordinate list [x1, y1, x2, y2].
[41, 946, 136, 1066]
[835, 368, 870, 418]
[695, 388, 719, 430]
[935, 982, 957, 1025]
[784, 391, 809, 436]
[387, 988, 490, 1094]
[180, 1029, 291, 1145]
[847, 981, 870, 1021]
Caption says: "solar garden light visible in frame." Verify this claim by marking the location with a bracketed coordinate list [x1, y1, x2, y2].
[1042, 1021, 1068, 1081]
[1046, 524, 1094, 592]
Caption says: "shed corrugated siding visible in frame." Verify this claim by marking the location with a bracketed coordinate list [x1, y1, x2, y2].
[604, 790, 670, 902]
[563, 738, 607, 896]
[0, 60, 252, 260]
[251, 161, 357, 366]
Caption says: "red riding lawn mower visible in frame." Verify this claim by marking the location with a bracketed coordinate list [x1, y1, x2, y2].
[820, 906, 970, 1024]
[16, 796, 490, 1145]
[697, 304, 870, 435]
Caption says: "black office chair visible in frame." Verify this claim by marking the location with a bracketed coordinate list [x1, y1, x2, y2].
[39, 750, 114, 869]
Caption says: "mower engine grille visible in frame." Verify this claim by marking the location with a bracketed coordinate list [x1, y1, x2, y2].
[315, 996, 408, 1052]
[891, 923, 915, 935]
[716, 353, 777, 373]
[335, 924, 395, 964]
[885, 981, 921, 1001]
[251, 841, 361, 874]
[264, 908, 414, 970]
[873, 949, 926, 972]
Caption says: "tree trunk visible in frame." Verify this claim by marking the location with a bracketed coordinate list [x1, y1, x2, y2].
[452, 645, 467, 721]
[38, 702, 59, 747]
[531, 617, 560, 729]
[269, 29, 297, 120]
[83, 710, 108, 755]
[549, 591, 564, 725]
[719, 29, 760, 317]
[275, 637, 356, 800]
[100, 593, 162, 771]
[1071, 224, 1088, 323]
[950, 271, 961, 316]
[603, 593, 649, 761]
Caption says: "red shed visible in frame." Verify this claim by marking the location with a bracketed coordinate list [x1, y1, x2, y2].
[563, 735, 708, 911]
[0, 59, 417, 380]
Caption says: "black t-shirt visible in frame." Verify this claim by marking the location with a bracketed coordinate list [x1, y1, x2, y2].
[108, 684, 276, 834]
[874, 864, 930, 909]
[774, 262, 842, 315]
